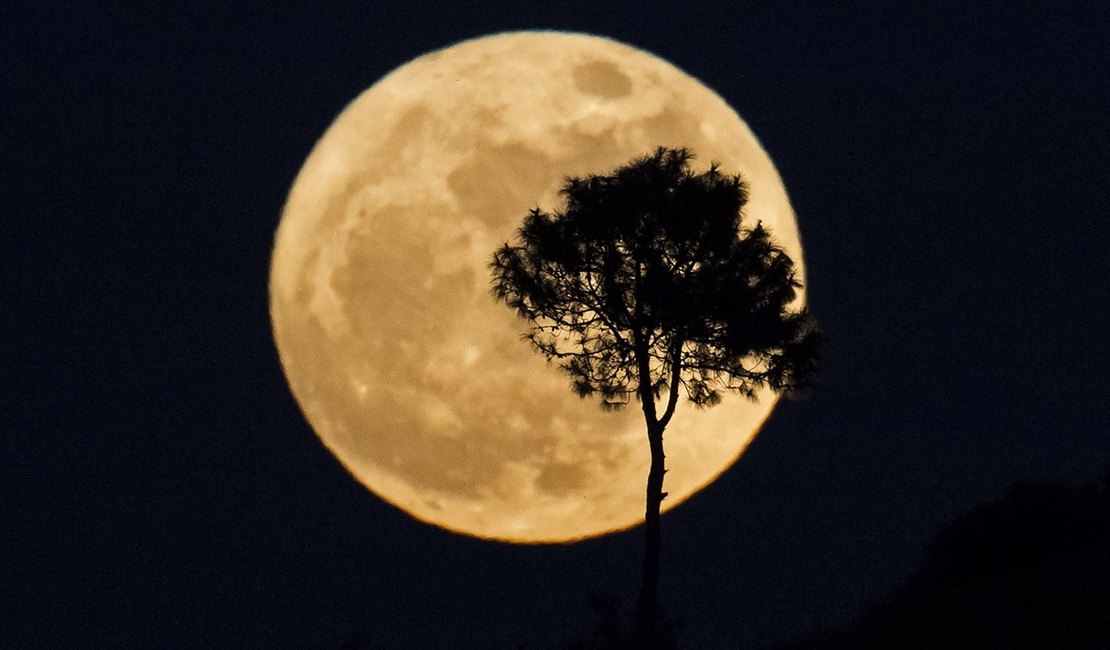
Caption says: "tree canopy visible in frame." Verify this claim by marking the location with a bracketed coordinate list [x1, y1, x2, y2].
[490, 146, 819, 416]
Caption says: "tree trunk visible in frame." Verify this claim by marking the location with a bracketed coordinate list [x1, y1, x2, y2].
[636, 420, 666, 644]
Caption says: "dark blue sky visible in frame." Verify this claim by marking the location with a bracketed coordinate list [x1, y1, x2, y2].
[6, 2, 1110, 648]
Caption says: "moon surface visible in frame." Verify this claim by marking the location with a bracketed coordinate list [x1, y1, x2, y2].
[270, 31, 804, 543]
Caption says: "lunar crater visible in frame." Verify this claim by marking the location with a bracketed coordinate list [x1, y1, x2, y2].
[573, 59, 633, 98]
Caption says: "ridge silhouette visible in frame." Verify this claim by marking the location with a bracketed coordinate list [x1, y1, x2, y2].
[767, 475, 1110, 649]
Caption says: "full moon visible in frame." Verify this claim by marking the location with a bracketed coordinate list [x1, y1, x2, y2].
[270, 31, 804, 542]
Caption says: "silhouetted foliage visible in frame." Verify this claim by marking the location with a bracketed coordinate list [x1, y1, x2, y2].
[766, 476, 1110, 650]
[491, 147, 820, 640]
[562, 593, 679, 650]
[491, 147, 818, 410]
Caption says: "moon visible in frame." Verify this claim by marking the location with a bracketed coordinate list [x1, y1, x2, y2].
[269, 31, 804, 543]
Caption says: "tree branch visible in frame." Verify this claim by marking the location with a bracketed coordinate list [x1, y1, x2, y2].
[657, 337, 684, 430]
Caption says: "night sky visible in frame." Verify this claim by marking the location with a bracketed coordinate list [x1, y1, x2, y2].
[6, 2, 1110, 648]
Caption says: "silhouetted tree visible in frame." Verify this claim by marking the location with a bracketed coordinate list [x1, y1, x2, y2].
[491, 147, 819, 645]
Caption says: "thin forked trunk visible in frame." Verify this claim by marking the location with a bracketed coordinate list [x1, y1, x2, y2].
[637, 419, 666, 640]
[635, 337, 682, 644]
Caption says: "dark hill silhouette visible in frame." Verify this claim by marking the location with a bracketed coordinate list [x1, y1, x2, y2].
[769, 476, 1110, 649]
[334, 477, 1108, 649]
